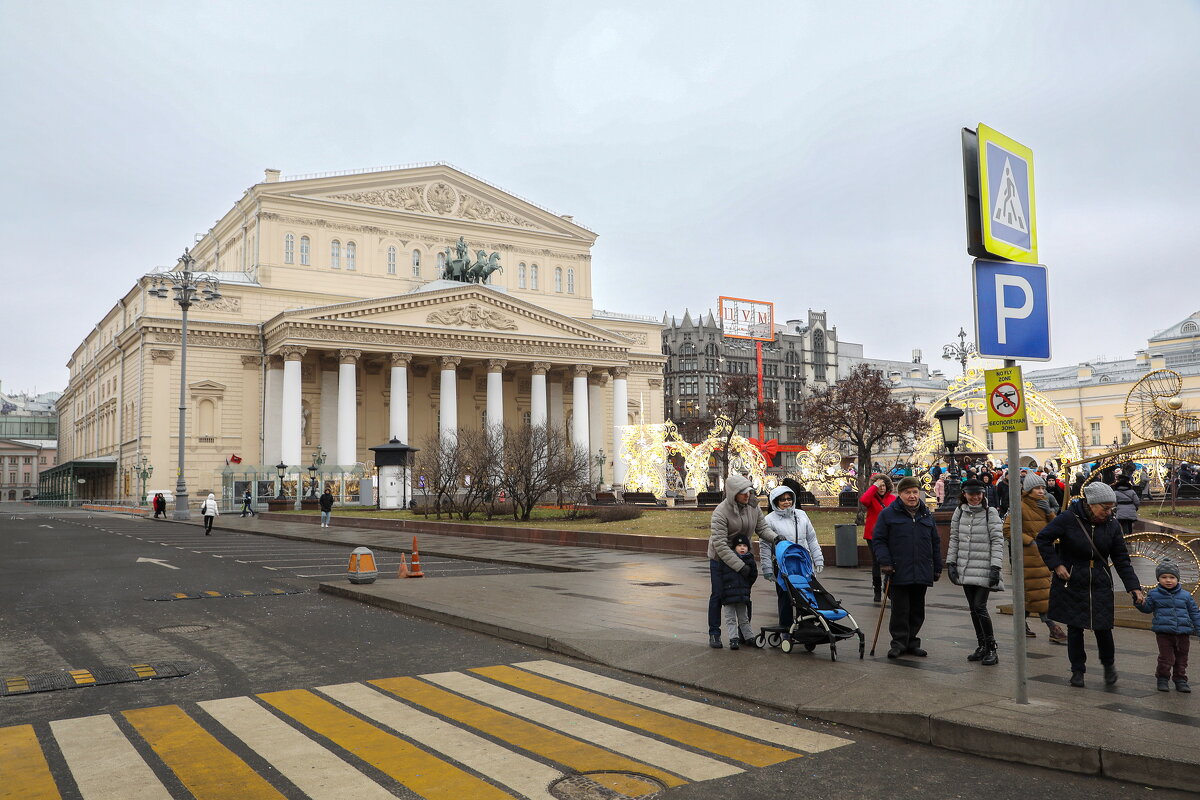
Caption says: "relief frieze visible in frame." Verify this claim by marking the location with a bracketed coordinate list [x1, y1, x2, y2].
[426, 304, 519, 330]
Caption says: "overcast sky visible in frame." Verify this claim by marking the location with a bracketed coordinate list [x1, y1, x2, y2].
[3, 1, 1198, 394]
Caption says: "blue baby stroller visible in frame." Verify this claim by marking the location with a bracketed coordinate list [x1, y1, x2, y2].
[755, 540, 864, 660]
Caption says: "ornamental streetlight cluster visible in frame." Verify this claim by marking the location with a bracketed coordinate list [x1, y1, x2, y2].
[148, 249, 221, 520]
[136, 455, 154, 506]
[942, 326, 978, 376]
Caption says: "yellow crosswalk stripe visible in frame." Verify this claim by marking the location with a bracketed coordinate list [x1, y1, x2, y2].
[372, 676, 687, 794]
[258, 689, 515, 800]
[473, 665, 799, 768]
[123, 705, 285, 800]
[0, 724, 60, 800]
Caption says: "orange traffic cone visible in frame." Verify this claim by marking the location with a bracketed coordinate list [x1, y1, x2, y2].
[397, 553, 410, 578]
[408, 536, 425, 578]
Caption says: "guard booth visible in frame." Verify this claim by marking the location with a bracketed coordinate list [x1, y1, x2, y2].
[369, 439, 419, 510]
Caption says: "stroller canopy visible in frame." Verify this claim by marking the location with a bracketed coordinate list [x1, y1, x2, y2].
[774, 540, 848, 621]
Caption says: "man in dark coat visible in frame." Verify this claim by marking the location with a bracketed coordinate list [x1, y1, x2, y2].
[1036, 482, 1145, 687]
[872, 476, 942, 659]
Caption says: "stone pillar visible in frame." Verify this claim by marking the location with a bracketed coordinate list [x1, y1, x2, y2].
[572, 366, 591, 476]
[530, 362, 550, 428]
[590, 371, 607, 485]
[549, 377, 565, 430]
[439, 356, 461, 443]
[390, 353, 411, 443]
[486, 359, 506, 435]
[280, 346, 307, 467]
[319, 358, 339, 461]
[612, 367, 630, 485]
[337, 349, 360, 466]
[263, 354, 283, 465]
[241, 356, 263, 464]
[150, 349, 175, 480]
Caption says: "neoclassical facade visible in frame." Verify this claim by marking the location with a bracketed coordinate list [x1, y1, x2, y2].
[52, 164, 665, 502]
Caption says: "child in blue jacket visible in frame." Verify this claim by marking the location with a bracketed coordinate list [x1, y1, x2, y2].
[1135, 560, 1200, 692]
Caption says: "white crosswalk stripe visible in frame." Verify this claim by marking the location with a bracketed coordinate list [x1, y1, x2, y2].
[49, 714, 173, 800]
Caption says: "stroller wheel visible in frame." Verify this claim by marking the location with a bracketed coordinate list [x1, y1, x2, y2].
[830, 644, 838, 662]
[804, 642, 818, 652]
[753, 633, 766, 649]
[767, 633, 782, 648]
[780, 638, 793, 653]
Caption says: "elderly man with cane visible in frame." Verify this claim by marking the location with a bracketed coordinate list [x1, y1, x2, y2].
[870, 476, 942, 659]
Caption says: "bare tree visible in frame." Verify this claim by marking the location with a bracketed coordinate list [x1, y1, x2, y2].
[454, 427, 503, 520]
[415, 433, 463, 519]
[497, 423, 588, 520]
[687, 375, 781, 481]
[795, 365, 927, 493]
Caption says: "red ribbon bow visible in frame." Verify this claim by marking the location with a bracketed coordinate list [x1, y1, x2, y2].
[748, 438, 780, 461]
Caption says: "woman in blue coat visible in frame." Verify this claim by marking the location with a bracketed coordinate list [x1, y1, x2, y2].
[872, 476, 942, 659]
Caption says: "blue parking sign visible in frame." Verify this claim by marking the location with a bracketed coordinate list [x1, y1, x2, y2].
[973, 259, 1051, 361]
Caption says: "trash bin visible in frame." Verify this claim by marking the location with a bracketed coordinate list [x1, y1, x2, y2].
[835, 524, 859, 567]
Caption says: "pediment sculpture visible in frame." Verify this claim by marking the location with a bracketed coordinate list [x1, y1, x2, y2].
[426, 303, 519, 330]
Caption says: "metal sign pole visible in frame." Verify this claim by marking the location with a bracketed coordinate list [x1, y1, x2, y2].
[1006, 357, 1028, 704]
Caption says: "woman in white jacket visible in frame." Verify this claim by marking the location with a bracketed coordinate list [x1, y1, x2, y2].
[201, 493, 219, 536]
[761, 485, 823, 631]
[945, 478, 1005, 666]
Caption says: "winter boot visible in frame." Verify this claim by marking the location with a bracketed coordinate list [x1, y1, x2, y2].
[709, 634, 722, 649]
[1025, 622, 1036, 638]
[1176, 680, 1192, 693]
[729, 637, 741, 651]
[967, 637, 987, 662]
[1103, 664, 1119, 685]
[1157, 677, 1170, 692]
[1069, 671, 1085, 688]
[981, 638, 999, 666]
[873, 587, 882, 603]
[1048, 624, 1068, 645]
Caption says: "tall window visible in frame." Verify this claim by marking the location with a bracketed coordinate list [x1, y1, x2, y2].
[1035, 425, 1045, 448]
[812, 329, 827, 381]
[1120, 419, 1131, 445]
[518, 263, 527, 288]
[1090, 422, 1101, 446]
[387, 246, 397, 274]
[330, 240, 341, 268]
[985, 431, 994, 450]
[284, 233, 295, 264]
[345, 242, 356, 270]
[412, 250, 421, 277]
[530, 264, 539, 289]
[566, 268, 575, 294]
[299, 236, 310, 265]
[554, 267, 563, 292]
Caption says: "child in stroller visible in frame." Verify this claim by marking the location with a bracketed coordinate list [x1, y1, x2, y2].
[756, 540, 864, 660]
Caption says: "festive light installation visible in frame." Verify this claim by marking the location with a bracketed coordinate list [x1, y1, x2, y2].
[619, 419, 694, 498]
[683, 415, 768, 492]
[791, 441, 854, 495]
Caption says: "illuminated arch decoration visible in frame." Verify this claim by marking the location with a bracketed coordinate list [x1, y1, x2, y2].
[682, 415, 768, 492]
[619, 419, 694, 498]
[791, 441, 854, 495]
[1124, 532, 1200, 596]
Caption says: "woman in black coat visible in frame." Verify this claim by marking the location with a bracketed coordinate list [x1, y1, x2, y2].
[1035, 482, 1145, 688]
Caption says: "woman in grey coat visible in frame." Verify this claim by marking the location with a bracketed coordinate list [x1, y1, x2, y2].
[707, 474, 778, 649]
[946, 478, 1005, 665]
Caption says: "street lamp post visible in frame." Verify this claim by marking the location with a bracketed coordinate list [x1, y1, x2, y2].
[136, 455, 154, 506]
[941, 327, 977, 376]
[596, 448, 606, 489]
[309, 447, 326, 499]
[275, 462, 287, 500]
[934, 399, 965, 512]
[148, 249, 222, 521]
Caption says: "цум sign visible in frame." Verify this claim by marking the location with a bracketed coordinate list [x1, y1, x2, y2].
[718, 296, 775, 341]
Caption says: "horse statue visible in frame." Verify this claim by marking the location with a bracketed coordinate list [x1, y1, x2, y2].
[467, 250, 503, 283]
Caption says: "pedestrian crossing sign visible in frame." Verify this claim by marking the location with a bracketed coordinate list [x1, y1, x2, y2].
[978, 124, 1037, 263]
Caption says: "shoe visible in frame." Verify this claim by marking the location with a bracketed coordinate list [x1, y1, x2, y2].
[1177, 680, 1192, 693]
[907, 647, 928, 657]
[1049, 627, 1068, 646]
[1025, 623, 1036, 638]
[1157, 677, 1170, 692]
[709, 635, 723, 649]
[981, 639, 999, 667]
[967, 641, 987, 662]
[873, 589, 882, 603]
[886, 647, 903, 659]
[1104, 664, 1119, 685]
[1069, 671, 1085, 688]
[729, 637, 741, 651]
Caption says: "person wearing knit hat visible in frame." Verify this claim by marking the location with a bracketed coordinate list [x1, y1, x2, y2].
[871, 472, 941, 659]
[1036, 480, 1145, 688]
[1005, 471, 1065, 643]
[1135, 559, 1200, 692]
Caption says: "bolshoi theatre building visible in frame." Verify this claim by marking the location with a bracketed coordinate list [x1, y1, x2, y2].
[48, 164, 666, 504]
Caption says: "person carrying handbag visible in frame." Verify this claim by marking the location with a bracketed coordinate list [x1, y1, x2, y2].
[945, 478, 1005, 665]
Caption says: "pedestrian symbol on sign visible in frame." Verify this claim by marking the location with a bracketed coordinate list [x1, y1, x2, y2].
[993, 158, 1028, 233]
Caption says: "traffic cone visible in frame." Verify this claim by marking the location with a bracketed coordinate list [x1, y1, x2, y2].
[397, 553, 410, 578]
[408, 536, 425, 578]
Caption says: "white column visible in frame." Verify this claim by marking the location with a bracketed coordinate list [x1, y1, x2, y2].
[319, 359, 339, 460]
[337, 349, 360, 466]
[486, 359, 506, 434]
[572, 365, 591, 467]
[280, 346, 306, 467]
[612, 367, 629, 485]
[439, 356, 461, 443]
[549, 378, 565, 430]
[263, 356, 283, 465]
[589, 372, 607, 485]
[530, 362, 550, 428]
[389, 353, 411, 442]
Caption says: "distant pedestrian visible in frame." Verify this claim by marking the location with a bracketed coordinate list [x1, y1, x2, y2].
[152, 493, 166, 519]
[1036, 482, 1145, 688]
[319, 488, 335, 528]
[872, 476, 941, 659]
[933, 475, 946, 505]
[761, 485, 822, 633]
[1003, 473, 1066, 644]
[720, 533, 758, 650]
[1134, 560, 1200, 692]
[860, 474, 896, 603]
[201, 493, 219, 535]
[946, 478, 1004, 666]
[1113, 474, 1140, 536]
[707, 474, 778, 649]
[240, 489, 255, 517]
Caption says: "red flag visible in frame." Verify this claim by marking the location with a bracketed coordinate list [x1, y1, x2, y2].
[229, 454, 243, 464]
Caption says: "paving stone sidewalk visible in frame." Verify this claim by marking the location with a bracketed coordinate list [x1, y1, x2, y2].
[186, 512, 1198, 791]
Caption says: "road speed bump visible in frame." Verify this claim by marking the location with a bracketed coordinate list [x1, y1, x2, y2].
[144, 588, 304, 601]
[347, 547, 378, 584]
[1, 662, 194, 696]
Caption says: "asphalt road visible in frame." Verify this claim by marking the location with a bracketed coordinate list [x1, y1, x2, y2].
[1, 506, 1183, 799]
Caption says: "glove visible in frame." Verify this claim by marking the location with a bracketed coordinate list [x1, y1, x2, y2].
[738, 564, 752, 579]
[763, 572, 774, 583]
[814, 565, 823, 573]
[988, 566, 1001, 588]
[880, 565, 895, 576]
[946, 563, 959, 584]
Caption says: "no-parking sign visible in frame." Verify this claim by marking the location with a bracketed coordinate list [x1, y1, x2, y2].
[985, 366, 1028, 433]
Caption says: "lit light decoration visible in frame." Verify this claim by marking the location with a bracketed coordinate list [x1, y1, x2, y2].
[682, 415, 768, 492]
[1124, 532, 1200, 595]
[791, 441, 854, 495]
[619, 419, 694, 498]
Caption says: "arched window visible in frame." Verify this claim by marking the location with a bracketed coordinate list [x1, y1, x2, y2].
[554, 267, 563, 292]
[345, 241, 356, 270]
[299, 236, 310, 265]
[284, 233, 295, 264]
[387, 246, 397, 275]
[813, 329, 826, 381]
[518, 263, 527, 288]
[412, 249, 421, 277]
[679, 342, 696, 356]
[330, 240, 341, 269]
[437, 252, 446, 276]
[1183, 321, 1199, 334]
[530, 264, 539, 289]
[566, 268, 575, 294]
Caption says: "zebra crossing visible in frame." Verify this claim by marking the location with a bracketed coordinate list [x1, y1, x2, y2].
[1, 660, 853, 799]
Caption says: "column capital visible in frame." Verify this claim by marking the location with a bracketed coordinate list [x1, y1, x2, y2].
[530, 361, 552, 375]
[593, 371, 611, 386]
[150, 349, 175, 364]
[279, 345, 308, 361]
[487, 359, 508, 373]
[441, 356, 462, 370]
[647, 377, 663, 388]
[391, 352, 413, 367]
[266, 354, 284, 369]
[338, 349, 362, 365]
[573, 364, 593, 378]
[612, 366, 631, 380]
[241, 355, 263, 368]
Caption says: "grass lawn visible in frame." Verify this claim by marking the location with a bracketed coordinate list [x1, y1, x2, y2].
[1139, 509, 1200, 535]
[280, 507, 861, 544]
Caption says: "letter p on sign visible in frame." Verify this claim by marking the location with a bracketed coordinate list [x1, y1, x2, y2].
[973, 259, 1051, 361]
[995, 275, 1033, 344]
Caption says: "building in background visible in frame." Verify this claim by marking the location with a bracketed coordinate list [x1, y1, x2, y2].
[0, 439, 57, 501]
[0, 385, 60, 440]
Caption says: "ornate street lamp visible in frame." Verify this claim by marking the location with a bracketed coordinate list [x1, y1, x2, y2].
[307, 447, 326, 499]
[934, 399, 965, 511]
[942, 327, 978, 376]
[148, 249, 222, 520]
[275, 461, 288, 500]
[596, 448, 606, 487]
[136, 455, 154, 506]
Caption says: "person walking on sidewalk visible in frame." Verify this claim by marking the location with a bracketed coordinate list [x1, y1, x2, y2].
[240, 489, 256, 517]
[1003, 473, 1067, 644]
[319, 488, 335, 528]
[201, 493, 219, 535]
[871, 476, 941, 659]
[1113, 474, 1140, 536]
[720, 534, 759, 650]
[946, 478, 1004, 666]
[761, 485, 822, 633]
[1036, 482, 1146, 688]
[152, 492, 166, 519]
[707, 474, 778, 649]
[1134, 559, 1200, 692]
[860, 473, 897, 603]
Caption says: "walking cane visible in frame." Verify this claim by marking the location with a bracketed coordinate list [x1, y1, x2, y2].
[869, 576, 892, 657]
